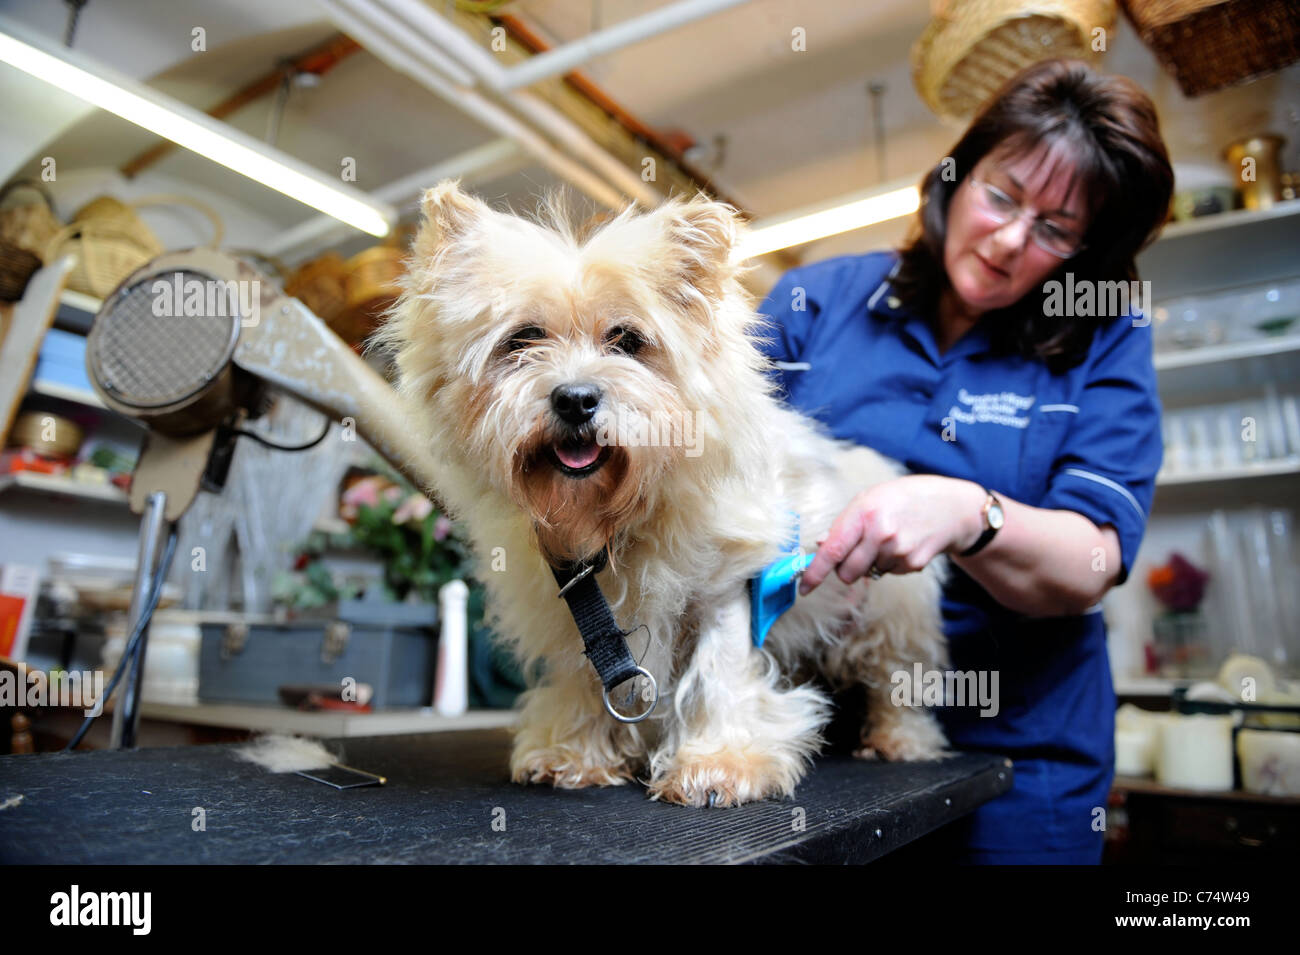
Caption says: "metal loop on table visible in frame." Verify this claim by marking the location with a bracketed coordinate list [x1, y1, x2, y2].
[601, 666, 658, 723]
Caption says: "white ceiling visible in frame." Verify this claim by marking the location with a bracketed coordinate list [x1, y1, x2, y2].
[1, 0, 1297, 270]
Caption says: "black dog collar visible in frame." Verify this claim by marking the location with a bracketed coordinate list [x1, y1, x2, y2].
[549, 546, 657, 722]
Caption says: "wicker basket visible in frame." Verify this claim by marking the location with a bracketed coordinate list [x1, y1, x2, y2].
[1120, 0, 1300, 97]
[337, 245, 406, 346]
[0, 180, 61, 301]
[0, 181, 61, 256]
[45, 194, 224, 299]
[912, 0, 1117, 122]
[9, 410, 84, 458]
[0, 244, 43, 302]
[72, 195, 141, 228]
[285, 251, 350, 324]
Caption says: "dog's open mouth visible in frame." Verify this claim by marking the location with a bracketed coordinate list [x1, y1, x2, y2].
[546, 437, 611, 478]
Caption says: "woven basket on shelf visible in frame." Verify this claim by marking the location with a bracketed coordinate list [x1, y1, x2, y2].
[913, 0, 1117, 122]
[1119, 0, 1300, 97]
[45, 194, 224, 298]
[287, 224, 412, 348]
[0, 180, 61, 301]
[72, 195, 141, 228]
[0, 244, 42, 302]
[0, 181, 61, 256]
[285, 251, 350, 324]
[337, 244, 406, 347]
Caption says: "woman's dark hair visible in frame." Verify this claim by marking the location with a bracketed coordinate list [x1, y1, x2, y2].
[891, 58, 1174, 373]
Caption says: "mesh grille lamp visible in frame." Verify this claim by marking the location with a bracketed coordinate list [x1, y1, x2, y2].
[85, 247, 442, 746]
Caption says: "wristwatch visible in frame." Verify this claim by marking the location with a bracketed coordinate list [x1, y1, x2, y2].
[959, 488, 1004, 557]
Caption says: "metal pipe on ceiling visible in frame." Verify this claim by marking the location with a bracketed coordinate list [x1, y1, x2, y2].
[373, 0, 662, 207]
[383, 0, 755, 93]
[320, 0, 628, 212]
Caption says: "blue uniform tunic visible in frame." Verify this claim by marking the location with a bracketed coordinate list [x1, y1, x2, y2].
[756, 250, 1163, 864]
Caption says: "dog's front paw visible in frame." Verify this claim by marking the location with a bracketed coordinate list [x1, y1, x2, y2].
[647, 747, 802, 808]
[510, 746, 636, 789]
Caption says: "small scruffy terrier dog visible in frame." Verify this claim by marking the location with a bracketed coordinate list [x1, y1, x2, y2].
[374, 180, 949, 807]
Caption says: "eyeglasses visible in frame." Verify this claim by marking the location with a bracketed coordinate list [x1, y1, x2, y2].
[968, 177, 1086, 258]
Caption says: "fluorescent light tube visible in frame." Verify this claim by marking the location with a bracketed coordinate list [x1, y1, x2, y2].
[0, 17, 394, 237]
[736, 185, 920, 260]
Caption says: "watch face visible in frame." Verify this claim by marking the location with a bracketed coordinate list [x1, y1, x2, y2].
[988, 501, 1004, 530]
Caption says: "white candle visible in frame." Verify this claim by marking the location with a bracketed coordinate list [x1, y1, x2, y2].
[1238, 729, 1300, 796]
[1156, 714, 1234, 791]
[435, 579, 469, 716]
[1115, 727, 1158, 776]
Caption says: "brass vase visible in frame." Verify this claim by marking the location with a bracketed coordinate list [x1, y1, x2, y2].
[1224, 134, 1286, 211]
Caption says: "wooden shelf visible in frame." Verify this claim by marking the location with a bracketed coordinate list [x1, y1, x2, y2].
[1138, 198, 1300, 301]
[1156, 458, 1300, 486]
[1155, 199, 1300, 243]
[1114, 676, 1196, 696]
[28, 377, 106, 409]
[137, 700, 519, 738]
[1154, 333, 1300, 372]
[0, 471, 127, 504]
[58, 289, 102, 316]
[1113, 774, 1300, 805]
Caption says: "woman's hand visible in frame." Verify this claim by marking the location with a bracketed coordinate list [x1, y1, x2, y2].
[799, 476, 986, 595]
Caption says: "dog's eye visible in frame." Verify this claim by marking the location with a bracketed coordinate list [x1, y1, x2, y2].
[604, 325, 645, 357]
[505, 325, 546, 352]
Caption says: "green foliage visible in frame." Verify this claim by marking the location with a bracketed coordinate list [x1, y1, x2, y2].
[273, 457, 479, 625]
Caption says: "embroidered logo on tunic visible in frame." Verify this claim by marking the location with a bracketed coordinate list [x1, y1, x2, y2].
[947, 388, 1035, 429]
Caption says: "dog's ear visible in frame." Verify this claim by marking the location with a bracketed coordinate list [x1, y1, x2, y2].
[656, 192, 744, 304]
[417, 179, 489, 249]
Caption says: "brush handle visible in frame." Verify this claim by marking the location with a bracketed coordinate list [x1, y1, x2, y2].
[774, 551, 816, 579]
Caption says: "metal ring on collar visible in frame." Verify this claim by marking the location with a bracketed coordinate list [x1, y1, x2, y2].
[601, 666, 658, 723]
[556, 562, 596, 599]
[868, 565, 883, 580]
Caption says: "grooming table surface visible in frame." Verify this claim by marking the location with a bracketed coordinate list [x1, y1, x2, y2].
[0, 728, 1013, 864]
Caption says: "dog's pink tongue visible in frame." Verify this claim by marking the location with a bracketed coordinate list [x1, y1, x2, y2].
[556, 441, 601, 469]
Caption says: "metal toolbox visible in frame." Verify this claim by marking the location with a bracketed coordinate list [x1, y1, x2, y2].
[196, 600, 438, 708]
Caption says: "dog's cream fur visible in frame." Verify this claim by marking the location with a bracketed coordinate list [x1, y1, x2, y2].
[373, 181, 950, 808]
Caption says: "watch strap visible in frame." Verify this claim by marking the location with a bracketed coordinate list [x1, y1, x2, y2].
[959, 489, 1001, 558]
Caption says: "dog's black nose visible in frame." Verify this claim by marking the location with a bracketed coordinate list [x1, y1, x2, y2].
[551, 383, 602, 425]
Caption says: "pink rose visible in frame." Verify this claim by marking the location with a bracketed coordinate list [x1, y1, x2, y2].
[342, 476, 384, 509]
[393, 494, 434, 525]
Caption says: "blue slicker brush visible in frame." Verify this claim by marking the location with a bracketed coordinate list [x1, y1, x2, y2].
[750, 551, 815, 647]
[749, 512, 815, 647]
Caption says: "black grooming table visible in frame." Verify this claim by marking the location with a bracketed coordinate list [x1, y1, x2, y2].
[0, 728, 1012, 864]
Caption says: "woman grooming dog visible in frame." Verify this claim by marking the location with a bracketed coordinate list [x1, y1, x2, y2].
[761, 59, 1172, 864]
